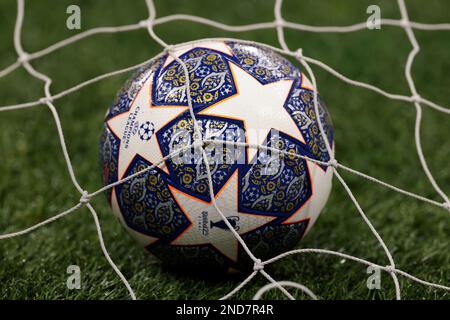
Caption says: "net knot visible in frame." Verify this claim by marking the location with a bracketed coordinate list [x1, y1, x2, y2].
[79, 190, 90, 204]
[275, 18, 285, 27]
[400, 19, 410, 28]
[17, 52, 30, 64]
[165, 45, 176, 54]
[443, 201, 450, 212]
[384, 265, 396, 274]
[39, 96, 54, 105]
[410, 94, 422, 103]
[328, 158, 338, 168]
[253, 259, 264, 271]
[294, 48, 303, 60]
[139, 19, 151, 28]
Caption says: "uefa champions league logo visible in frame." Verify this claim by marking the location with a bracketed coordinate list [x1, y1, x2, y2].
[138, 121, 155, 141]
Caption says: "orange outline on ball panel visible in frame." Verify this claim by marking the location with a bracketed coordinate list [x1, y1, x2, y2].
[168, 170, 242, 210]
[281, 216, 311, 226]
[218, 40, 233, 56]
[106, 73, 153, 181]
[167, 170, 278, 263]
[199, 61, 307, 163]
[117, 49, 321, 261]
[195, 60, 315, 225]
[147, 80, 193, 175]
[147, 82, 189, 175]
[106, 112, 128, 143]
[163, 147, 243, 208]
[162, 40, 234, 68]
[281, 217, 312, 242]
[109, 74, 189, 180]
[166, 184, 194, 244]
[106, 72, 151, 138]
[198, 61, 247, 159]
[146, 80, 190, 130]
[198, 60, 241, 114]
[300, 72, 318, 93]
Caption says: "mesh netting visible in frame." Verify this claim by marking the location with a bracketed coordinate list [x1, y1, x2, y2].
[1, 0, 449, 300]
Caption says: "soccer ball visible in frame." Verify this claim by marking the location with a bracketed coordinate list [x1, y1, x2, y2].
[99, 39, 334, 272]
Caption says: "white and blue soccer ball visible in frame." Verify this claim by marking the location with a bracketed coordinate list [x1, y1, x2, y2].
[99, 39, 334, 272]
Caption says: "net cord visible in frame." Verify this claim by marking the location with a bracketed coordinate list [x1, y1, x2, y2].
[0, 0, 449, 300]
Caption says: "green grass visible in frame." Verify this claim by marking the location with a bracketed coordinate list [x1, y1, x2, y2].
[0, 0, 449, 299]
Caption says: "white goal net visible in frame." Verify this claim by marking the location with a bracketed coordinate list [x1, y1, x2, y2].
[0, 0, 449, 300]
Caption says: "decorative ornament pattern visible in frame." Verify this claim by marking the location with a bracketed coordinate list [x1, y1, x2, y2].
[154, 48, 236, 110]
[100, 40, 334, 271]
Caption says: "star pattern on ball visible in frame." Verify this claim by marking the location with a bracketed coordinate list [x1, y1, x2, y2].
[162, 41, 233, 68]
[107, 74, 188, 178]
[199, 62, 306, 162]
[168, 172, 277, 262]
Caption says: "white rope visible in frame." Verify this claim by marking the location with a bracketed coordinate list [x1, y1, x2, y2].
[276, 0, 401, 299]
[0, 0, 448, 300]
[263, 248, 450, 292]
[0, 203, 83, 240]
[253, 281, 318, 300]
[333, 168, 402, 299]
[143, 0, 295, 299]
[397, 0, 450, 205]
[2, 37, 449, 114]
[2, 9, 449, 77]
[86, 203, 137, 300]
[5, 0, 137, 300]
